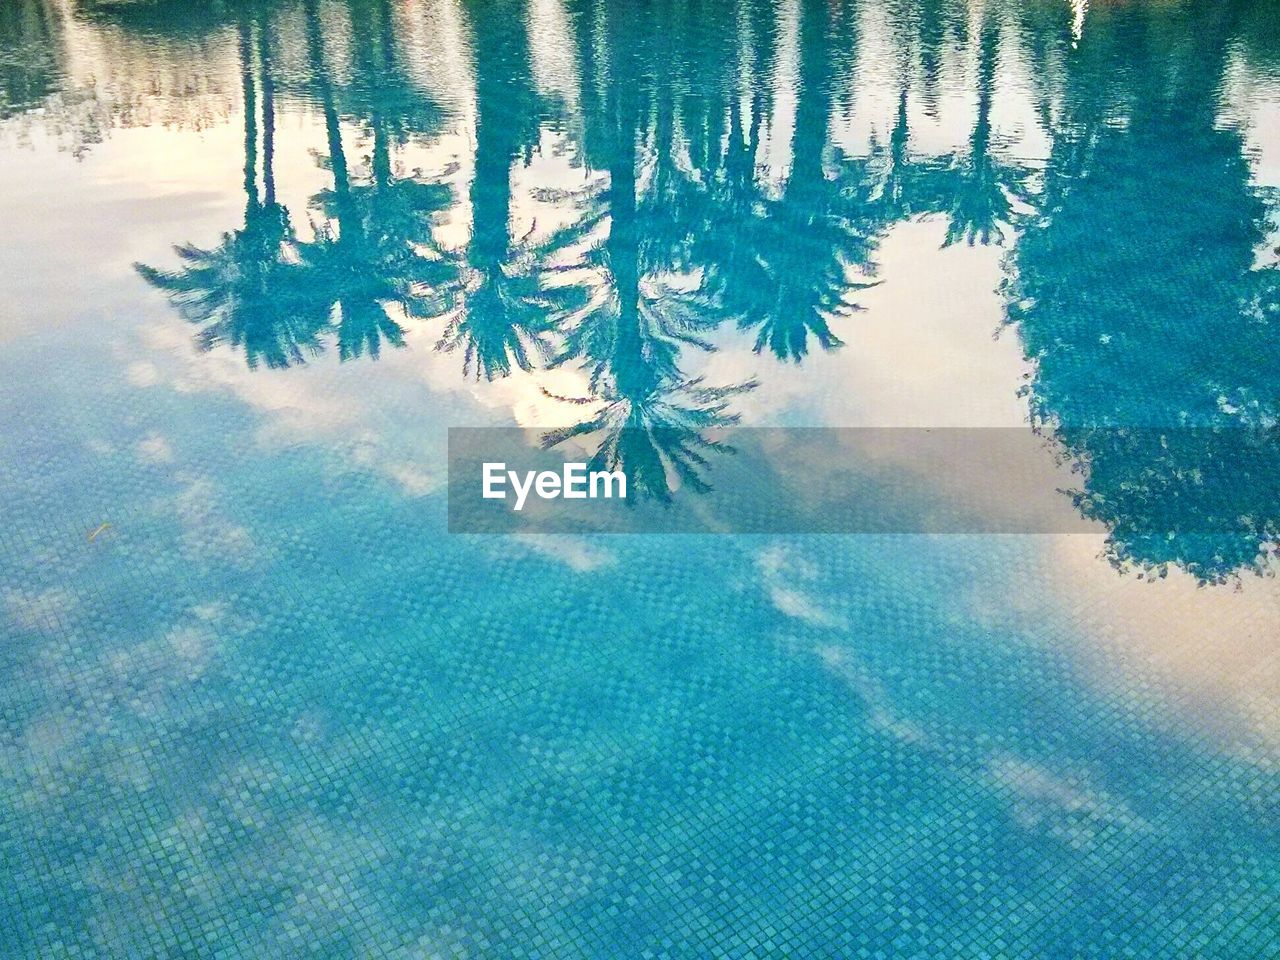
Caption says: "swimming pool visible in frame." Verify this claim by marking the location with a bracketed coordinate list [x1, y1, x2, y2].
[2, 0, 1277, 956]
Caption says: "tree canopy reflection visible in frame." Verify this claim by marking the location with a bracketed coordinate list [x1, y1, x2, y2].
[5, 0, 1274, 574]
[1007, 0, 1280, 580]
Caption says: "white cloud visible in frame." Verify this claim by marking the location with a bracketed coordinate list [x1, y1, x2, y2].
[511, 534, 615, 572]
[136, 433, 173, 463]
[756, 544, 846, 628]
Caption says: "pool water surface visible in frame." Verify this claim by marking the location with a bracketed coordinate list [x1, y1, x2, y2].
[1, 0, 1278, 956]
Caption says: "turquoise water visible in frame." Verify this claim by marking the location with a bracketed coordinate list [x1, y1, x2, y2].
[2, 0, 1279, 956]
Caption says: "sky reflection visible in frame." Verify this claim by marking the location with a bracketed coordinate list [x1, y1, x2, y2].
[4, 0, 1279, 576]
[1, 3, 1278, 957]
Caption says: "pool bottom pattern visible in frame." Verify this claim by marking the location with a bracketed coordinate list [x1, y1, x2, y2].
[2, 379, 1277, 959]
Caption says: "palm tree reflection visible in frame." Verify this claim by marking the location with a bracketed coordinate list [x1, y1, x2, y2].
[437, 0, 553, 380]
[136, 8, 322, 370]
[302, 0, 459, 362]
[140, 0, 458, 368]
[942, 15, 1029, 247]
[536, 0, 756, 500]
[121, 0, 1280, 564]
[723, 0, 880, 362]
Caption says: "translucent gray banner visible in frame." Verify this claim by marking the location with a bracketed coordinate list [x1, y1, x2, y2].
[447, 426, 1280, 537]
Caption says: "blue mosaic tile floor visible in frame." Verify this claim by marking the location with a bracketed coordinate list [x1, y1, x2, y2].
[3, 339, 1276, 954]
[3, 0, 1279, 955]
